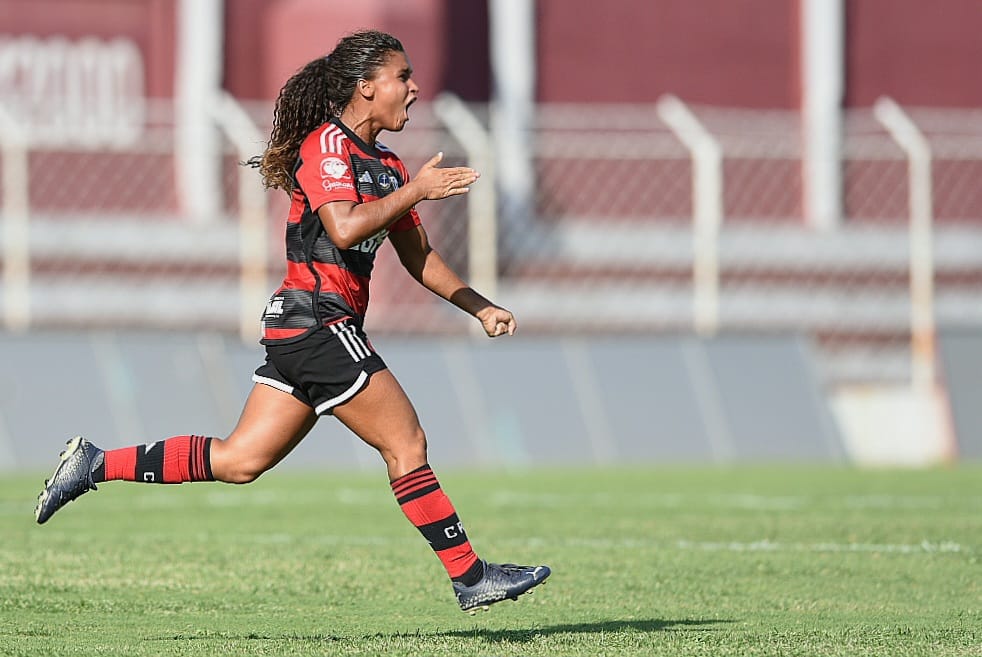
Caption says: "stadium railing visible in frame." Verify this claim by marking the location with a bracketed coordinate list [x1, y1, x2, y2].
[2, 97, 982, 390]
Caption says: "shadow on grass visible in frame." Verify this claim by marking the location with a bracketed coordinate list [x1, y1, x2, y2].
[155, 618, 730, 645]
[441, 618, 730, 644]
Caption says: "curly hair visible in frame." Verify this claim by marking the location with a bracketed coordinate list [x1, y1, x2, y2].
[247, 30, 405, 192]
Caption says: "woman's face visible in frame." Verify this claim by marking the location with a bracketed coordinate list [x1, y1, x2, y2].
[367, 50, 419, 132]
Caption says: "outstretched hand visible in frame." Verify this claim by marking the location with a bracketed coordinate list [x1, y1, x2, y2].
[476, 305, 517, 338]
[413, 152, 479, 200]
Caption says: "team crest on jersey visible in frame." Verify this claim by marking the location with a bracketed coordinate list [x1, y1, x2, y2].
[377, 172, 394, 189]
[320, 157, 348, 179]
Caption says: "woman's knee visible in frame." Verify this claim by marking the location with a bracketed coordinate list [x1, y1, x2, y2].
[209, 436, 274, 484]
[380, 426, 428, 468]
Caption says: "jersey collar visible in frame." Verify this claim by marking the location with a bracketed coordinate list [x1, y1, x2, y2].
[330, 116, 382, 158]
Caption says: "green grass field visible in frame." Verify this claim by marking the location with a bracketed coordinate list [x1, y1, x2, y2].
[0, 465, 979, 656]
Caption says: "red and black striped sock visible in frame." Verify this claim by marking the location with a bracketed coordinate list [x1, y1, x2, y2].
[93, 435, 214, 484]
[390, 464, 484, 586]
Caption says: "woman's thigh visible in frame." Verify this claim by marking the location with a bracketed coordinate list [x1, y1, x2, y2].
[332, 369, 427, 478]
[210, 383, 317, 482]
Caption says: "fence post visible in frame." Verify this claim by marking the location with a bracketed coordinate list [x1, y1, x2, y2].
[489, 0, 535, 245]
[873, 97, 935, 393]
[656, 95, 724, 336]
[175, 0, 224, 221]
[0, 106, 30, 332]
[801, 0, 845, 230]
[210, 92, 268, 344]
[433, 94, 498, 321]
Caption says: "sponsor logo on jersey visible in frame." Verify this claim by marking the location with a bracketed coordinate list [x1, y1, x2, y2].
[322, 180, 355, 192]
[351, 230, 388, 254]
[358, 170, 372, 184]
[264, 297, 285, 316]
[320, 157, 348, 179]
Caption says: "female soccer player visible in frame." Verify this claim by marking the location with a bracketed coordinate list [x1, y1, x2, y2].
[34, 29, 549, 613]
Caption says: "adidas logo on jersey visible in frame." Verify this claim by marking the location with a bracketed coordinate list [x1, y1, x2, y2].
[358, 170, 372, 184]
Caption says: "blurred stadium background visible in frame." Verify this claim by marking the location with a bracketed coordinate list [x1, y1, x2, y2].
[1, 0, 981, 469]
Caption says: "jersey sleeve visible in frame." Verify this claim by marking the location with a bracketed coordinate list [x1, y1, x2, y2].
[294, 125, 359, 211]
[389, 207, 421, 232]
[387, 157, 421, 232]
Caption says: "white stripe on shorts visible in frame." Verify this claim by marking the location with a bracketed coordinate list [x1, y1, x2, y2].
[329, 323, 359, 361]
[252, 374, 295, 395]
[344, 323, 371, 358]
[314, 370, 368, 415]
[330, 322, 369, 362]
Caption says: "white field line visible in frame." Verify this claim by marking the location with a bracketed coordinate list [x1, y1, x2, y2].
[487, 491, 980, 512]
[517, 536, 971, 554]
[254, 535, 972, 555]
[20, 525, 969, 556]
[3, 488, 978, 516]
[671, 539, 968, 554]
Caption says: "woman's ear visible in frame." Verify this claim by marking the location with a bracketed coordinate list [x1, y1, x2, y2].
[357, 78, 375, 100]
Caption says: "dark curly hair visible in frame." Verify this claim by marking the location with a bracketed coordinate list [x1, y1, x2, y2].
[247, 30, 405, 192]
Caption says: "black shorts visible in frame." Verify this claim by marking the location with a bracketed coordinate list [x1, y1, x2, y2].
[252, 319, 387, 415]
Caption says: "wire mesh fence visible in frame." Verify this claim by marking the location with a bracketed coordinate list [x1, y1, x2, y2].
[2, 98, 982, 388]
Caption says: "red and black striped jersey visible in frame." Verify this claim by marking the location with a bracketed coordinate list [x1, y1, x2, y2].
[260, 117, 420, 344]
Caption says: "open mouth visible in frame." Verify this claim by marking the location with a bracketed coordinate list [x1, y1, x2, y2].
[394, 97, 417, 129]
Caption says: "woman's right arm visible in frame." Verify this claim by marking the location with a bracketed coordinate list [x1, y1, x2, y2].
[317, 152, 478, 249]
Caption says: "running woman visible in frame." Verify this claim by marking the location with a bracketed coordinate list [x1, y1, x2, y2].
[34, 29, 549, 613]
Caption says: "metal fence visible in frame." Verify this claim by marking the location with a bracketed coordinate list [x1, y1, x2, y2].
[2, 96, 982, 388]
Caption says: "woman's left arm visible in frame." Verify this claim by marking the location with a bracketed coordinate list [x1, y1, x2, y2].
[389, 225, 516, 337]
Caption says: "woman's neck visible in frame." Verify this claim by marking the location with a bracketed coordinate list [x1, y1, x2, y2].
[338, 106, 378, 146]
